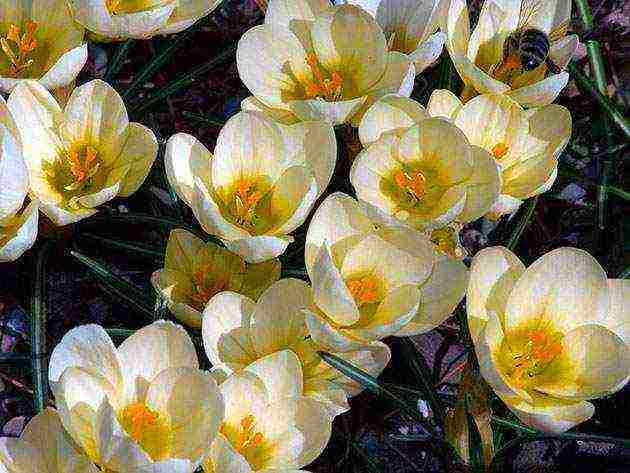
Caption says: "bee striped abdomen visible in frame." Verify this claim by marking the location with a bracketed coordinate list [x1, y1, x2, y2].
[519, 29, 550, 71]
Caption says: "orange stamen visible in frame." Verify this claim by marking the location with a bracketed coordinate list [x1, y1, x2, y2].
[1, 21, 39, 75]
[491, 142, 509, 160]
[303, 53, 343, 101]
[394, 169, 427, 200]
[347, 276, 380, 306]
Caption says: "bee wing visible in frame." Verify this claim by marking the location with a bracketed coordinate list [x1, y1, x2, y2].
[548, 20, 569, 42]
[517, 0, 544, 30]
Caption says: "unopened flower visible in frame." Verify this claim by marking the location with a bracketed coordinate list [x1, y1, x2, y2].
[203, 350, 333, 472]
[304, 193, 468, 350]
[237, 0, 415, 125]
[165, 111, 336, 263]
[346, 0, 448, 74]
[48, 321, 224, 472]
[468, 246, 630, 433]
[202, 278, 391, 417]
[0, 0, 87, 93]
[0, 408, 98, 472]
[7, 80, 158, 226]
[0, 96, 38, 262]
[152, 228, 281, 328]
[68, 0, 223, 40]
[445, 0, 578, 107]
[426, 90, 572, 219]
[352, 95, 501, 231]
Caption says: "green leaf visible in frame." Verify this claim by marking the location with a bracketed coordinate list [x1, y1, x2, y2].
[79, 233, 164, 261]
[505, 197, 538, 250]
[71, 250, 155, 319]
[182, 111, 226, 127]
[104, 39, 133, 82]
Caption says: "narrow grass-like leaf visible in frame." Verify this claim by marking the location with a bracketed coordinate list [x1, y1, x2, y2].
[30, 242, 52, 413]
[0, 353, 32, 364]
[71, 250, 154, 319]
[281, 268, 309, 280]
[122, 20, 205, 99]
[182, 111, 226, 127]
[506, 197, 538, 250]
[104, 39, 133, 82]
[332, 426, 382, 473]
[80, 233, 164, 261]
[130, 45, 237, 116]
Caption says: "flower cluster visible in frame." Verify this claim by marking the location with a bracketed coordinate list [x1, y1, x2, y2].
[0, 0, 628, 471]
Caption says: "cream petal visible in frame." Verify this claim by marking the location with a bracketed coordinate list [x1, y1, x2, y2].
[117, 320, 198, 404]
[506, 72, 570, 108]
[146, 367, 224, 462]
[535, 324, 630, 400]
[505, 247, 610, 334]
[276, 120, 336, 193]
[117, 123, 158, 197]
[237, 25, 308, 110]
[220, 371, 268, 426]
[151, 269, 201, 328]
[310, 4, 388, 94]
[164, 228, 205, 273]
[241, 96, 299, 125]
[164, 133, 213, 208]
[265, 0, 332, 33]
[451, 54, 510, 95]
[0, 114, 27, 222]
[467, 246, 525, 345]
[250, 279, 312, 356]
[39, 43, 89, 91]
[304, 192, 374, 272]
[409, 31, 446, 74]
[445, 0, 470, 56]
[311, 245, 360, 326]
[526, 103, 572, 159]
[191, 177, 249, 240]
[549, 34, 578, 70]
[507, 395, 595, 434]
[75, 169, 125, 208]
[345, 0, 381, 17]
[605, 279, 630, 344]
[456, 146, 501, 223]
[304, 309, 368, 352]
[0, 438, 47, 471]
[205, 434, 252, 473]
[466, 0, 507, 70]
[508, 0, 572, 36]
[159, 0, 222, 35]
[269, 166, 319, 235]
[223, 235, 293, 264]
[358, 94, 428, 147]
[377, 0, 447, 46]
[38, 201, 97, 226]
[485, 193, 523, 220]
[288, 96, 367, 125]
[49, 324, 122, 390]
[0, 200, 38, 263]
[244, 350, 304, 402]
[426, 88, 462, 119]
[396, 255, 468, 336]
[202, 291, 257, 370]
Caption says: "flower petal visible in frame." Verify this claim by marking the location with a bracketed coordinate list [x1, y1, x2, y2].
[224, 234, 293, 264]
[304, 310, 368, 352]
[288, 96, 367, 125]
[164, 228, 205, 274]
[159, 0, 223, 35]
[409, 31, 445, 74]
[0, 200, 38, 263]
[39, 43, 89, 91]
[245, 350, 304, 402]
[605, 279, 630, 344]
[456, 146, 501, 223]
[164, 133, 213, 207]
[506, 72, 569, 108]
[426, 88, 462, 119]
[117, 123, 158, 197]
[507, 395, 595, 434]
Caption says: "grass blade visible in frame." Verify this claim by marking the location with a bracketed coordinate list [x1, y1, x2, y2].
[30, 242, 52, 412]
[71, 250, 154, 319]
[79, 233, 164, 261]
[506, 197, 538, 250]
[104, 39, 133, 82]
[182, 111, 226, 127]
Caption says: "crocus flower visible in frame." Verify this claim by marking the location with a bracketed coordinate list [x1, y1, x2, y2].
[468, 246, 630, 433]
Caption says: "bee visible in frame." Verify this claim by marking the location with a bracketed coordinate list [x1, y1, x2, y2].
[493, 0, 568, 82]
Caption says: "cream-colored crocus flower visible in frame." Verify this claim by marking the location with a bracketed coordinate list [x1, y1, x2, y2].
[345, 0, 448, 74]
[237, 0, 415, 126]
[0, 0, 87, 93]
[446, 0, 579, 107]
[0, 408, 99, 472]
[165, 111, 336, 263]
[304, 192, 468, 351]
[0, 95, 38, 262]
[7, 79, 158, 226]
[468, 246, 630, 433]
[48, 321, 225, 472]
[203, 350, 332, 473]
[426, 89, 571, 219]
[352, 94, 501, 231]
[152, 228, 281, 328]
[68, 0, 222, 41]
[202, 278, 391, 417]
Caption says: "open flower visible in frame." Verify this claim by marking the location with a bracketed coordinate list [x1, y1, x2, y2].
[203, 350, 333, 472]
[345, 0, 448, 74]
[0, 408, 98, 472]
[467, 246, 630, 433]
[0, 0, 87, 93]
[7, 80, 158, 226]
[426, 90, 571, 218]
[304, 193, 468, 351]
[237, 0, 415, 125]
[48, 321, 225, 472]
[352, 95, 501, 231]
[152, 228, 281, 328]
[202, 278, 391, 417]
[68, 0, 223, 40]
[445, 0, 578, 107]
[0, 95, 38, 263]
[165, 111, 336, 263]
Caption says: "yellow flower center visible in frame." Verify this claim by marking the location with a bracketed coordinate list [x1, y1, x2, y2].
[1, 21, 38, 76]
[491, 142, 510, 160]
[346, 275, 381, 307]
[220, 415, 271, 470]
[387, 27, 412, 54]
[430, 226, 464, 259]
[218, 177, 279, 234]
[502, 328, 563, 387]
[119, 403, 172, 461]
[394, 168, 427, 201]
[303, 53, 344, 102]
